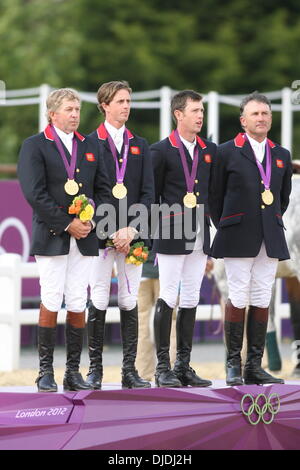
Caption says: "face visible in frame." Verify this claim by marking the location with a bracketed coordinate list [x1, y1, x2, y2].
[50, 99, 81, 134]
[240, 100, 272, 141]
[175, 98, 204, 136]
[102, 89, 131, 128]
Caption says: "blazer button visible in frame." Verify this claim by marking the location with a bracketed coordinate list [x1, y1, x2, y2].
[195, 179, 198, 183]
[196, 192, 200, 196]
[119, 158, 123, 163]
[76, 168, 80, 173]
[79, 183, 83, 187]
[261, 205, 265, 209]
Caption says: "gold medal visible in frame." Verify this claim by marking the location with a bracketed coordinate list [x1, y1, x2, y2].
[183, 192, 197, 208]
[262, 189, 274, 205]
[64, 179, 79, 195]
[112, 183, 127, 199]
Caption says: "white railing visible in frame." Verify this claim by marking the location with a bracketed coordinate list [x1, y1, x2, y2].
[1, 84, 299, 150]
[0, 252, 289, 372]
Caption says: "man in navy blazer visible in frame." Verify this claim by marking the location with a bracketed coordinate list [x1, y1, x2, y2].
[151, 90, 216, 388]
[87, 81, 154, 390]
[209, 91, 293, 386]
[18, 88, 111, 393]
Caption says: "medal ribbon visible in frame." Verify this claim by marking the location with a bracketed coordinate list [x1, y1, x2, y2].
[105, 126, 130, 184]
[246, 135, 272, 190]
[174, 129, 199, 194]
[51, 125, 78, 181]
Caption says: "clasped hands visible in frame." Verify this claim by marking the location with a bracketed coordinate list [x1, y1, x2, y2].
[67, 220, 136, 254]
[67, 218, 93, 239]
[111, 227, 136, 255]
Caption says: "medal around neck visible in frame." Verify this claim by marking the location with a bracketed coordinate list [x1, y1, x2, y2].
[64, 179, 79, 195]
[112, 182, 127, 199]
[183, 192, 197, 208]
[262, 189, 274, 205]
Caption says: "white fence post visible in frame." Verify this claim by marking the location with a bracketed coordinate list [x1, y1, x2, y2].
[0, 253, 22, 371]
[281, 87, 293, 153]
[39, 84, 51, 132]
[159, 86, 172, 140]
[207, 91, 219, 144]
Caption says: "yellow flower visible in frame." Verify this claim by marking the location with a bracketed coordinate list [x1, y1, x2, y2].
[79, 204, 94, 221]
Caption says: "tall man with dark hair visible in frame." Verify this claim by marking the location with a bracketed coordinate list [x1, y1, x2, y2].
[87, 81, 154, 389]
[18, 88, 111, 392]
[151, 90, 216, 388]
[210, 91, 293, 386]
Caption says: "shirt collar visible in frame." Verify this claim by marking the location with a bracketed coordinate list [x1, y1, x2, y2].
[54, 125, 74, 141]
[179, 134, 197, 151]
[246, 133, 266, 149]
[104, 120, 125, 140]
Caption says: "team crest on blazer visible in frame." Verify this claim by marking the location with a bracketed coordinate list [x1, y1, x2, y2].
[204, 154, 211, 163]
[130, 146, 140, 155]
[276, 159, 284, 168]
[86, 153, 95, 162]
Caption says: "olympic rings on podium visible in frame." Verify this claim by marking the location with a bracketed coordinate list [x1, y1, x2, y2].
[241, 393, 280, 425]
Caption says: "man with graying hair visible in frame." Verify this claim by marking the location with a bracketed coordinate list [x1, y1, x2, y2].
[18, 88, 111, 392]
[210, 91, 293, 386]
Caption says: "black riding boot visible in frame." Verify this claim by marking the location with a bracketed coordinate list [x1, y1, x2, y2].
[36, 304, 58, 392]
[120, 306, 151, 389]
[244, 306, 284, 385]
[86, 303, 106, 389]
[154, 298, 182, 387]
[63, 311, 91, 391]
[224, 300, 245, 386]
[173, 307, 212, 387]
[36, 327, 58, 392]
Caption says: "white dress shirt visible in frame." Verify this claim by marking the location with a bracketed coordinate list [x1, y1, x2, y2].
[105, 120, 125, 153]
[54, 126, 74, 154]
[180, 135, 197, 159]
[246, 134, 267, 163]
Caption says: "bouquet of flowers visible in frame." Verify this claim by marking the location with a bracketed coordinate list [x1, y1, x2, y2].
[68, 194, 95, 222]
[105, 239, 149, 266]
[125, 241, 149, 266]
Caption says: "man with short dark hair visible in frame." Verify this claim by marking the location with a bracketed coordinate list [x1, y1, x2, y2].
[210, 91, 293, 386]
[151, 90, 216, 388]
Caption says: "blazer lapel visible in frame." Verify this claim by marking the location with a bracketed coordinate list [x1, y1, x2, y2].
[71, 130, 85, 169]
[240, 140, 257, 165]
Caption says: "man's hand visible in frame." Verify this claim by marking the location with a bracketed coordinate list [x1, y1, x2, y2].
[112, 227, 136, 251]
[67, 218, 92, 239]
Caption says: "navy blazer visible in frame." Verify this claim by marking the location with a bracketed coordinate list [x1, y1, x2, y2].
[150, 131, 217, 255]
[89, 123, 154, 248]
[17, 125, 111, 256]
[209, 133, 293, 260]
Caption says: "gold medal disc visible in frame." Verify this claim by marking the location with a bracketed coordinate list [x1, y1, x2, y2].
[112, 183, 127, 199]
[262, 189, 274, 205]
[183, 192, 197, 208]
[64, 179, 79, 195]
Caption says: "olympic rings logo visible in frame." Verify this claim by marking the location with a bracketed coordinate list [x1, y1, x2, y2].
[241, 393, 280, 425]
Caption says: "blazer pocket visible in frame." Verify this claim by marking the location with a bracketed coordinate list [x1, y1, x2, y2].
[276, 215, 286, 230]
[219, 213, 244, 227]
